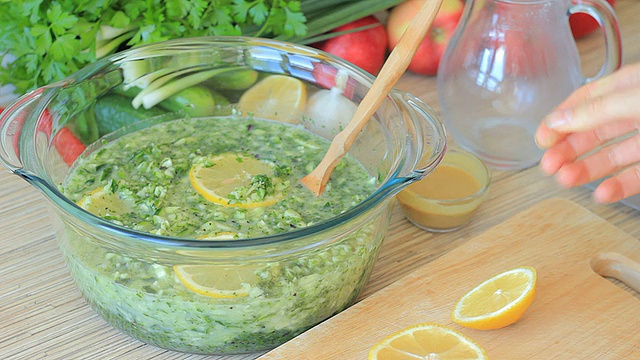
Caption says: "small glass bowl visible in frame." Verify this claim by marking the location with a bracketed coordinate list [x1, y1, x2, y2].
[396, 148, 491, 232]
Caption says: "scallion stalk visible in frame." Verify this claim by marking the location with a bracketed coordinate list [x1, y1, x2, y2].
[138, 66, 245, 109]
[290, 0, 405, 43]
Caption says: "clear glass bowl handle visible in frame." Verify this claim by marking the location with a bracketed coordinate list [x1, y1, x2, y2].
[397, 91, 447, 179]
[0, 88, 45, 172]
[368, 91, 447, 203]
[570, 0, 623, 82]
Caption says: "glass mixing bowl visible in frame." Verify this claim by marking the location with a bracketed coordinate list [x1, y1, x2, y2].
[0, 37, 446, 355]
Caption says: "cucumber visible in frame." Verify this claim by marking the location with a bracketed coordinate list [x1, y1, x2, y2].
[68, 110, 100, 145]
[206, 69, 259, 91]
[94, 95, 166, 136]
[111, 83, 142, 98]
[158, 85, 230, 116]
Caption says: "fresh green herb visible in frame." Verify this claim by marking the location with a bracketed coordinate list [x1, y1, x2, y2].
[250, 173, 274, 196]
[274, 164, 292, 178]
[228, 173, 274, 203]
[0, 0, 404, 94]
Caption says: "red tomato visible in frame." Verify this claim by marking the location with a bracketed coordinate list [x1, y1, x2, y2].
[53, 127, 86, 166]
[38, 110, 87, 166]
[3, 106, 86, 167]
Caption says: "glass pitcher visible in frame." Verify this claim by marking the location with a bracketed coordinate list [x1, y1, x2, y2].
[437, 0, 622, 170]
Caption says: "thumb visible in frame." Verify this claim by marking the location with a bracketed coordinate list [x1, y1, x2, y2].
[544, 86, 640, 133]
[544, 62, 640, 132]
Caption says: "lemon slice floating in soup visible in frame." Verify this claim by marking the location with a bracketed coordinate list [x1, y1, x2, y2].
[189, 153, 284, 208]
[177, 233, 241, 257]
[77, 185, 131, 218]
[196, 231, 239, 240]
[174, 264, 260, 299]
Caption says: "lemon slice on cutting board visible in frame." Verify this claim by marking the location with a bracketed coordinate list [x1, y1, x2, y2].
[189, 153, 284, 208]
[237, 74, 307, 124]
[452, 266, 537, 330]
[368, 322, 488, 360]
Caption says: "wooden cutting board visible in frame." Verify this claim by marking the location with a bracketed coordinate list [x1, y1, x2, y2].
[259, 198, 640, 359]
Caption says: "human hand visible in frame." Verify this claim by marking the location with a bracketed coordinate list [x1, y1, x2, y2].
[535, 62, 640, 204]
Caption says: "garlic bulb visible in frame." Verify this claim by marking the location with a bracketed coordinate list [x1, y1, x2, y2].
[304, 86, 357, 140]
[304, 68, 358, 139]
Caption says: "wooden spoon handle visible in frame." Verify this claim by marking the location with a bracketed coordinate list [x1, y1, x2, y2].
[591, 252, 640, 293]
[301, 0, 445, 196]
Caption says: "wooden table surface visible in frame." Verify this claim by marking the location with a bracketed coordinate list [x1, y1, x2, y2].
[2, 1, 639, 359]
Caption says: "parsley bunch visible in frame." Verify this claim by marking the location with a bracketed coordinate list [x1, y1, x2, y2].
[0, 0, 404, 95]
[0, 0, 305, 93]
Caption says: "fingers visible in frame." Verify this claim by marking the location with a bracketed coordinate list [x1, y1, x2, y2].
[594, 166, 640, 203]
[535, 122, 567, 149]
[535, 62, 640, 148]
[543, 85, 640, 133]
[554, 133, 640, 187]
[555, 61, 640, 112]
[538, 120, 638, 175]
[535, 62, 640, 203]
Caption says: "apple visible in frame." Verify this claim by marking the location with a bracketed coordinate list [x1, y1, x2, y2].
[387, 0, 464, 76]
[315, 16, 388, 75]
[569, 0, 615, 39]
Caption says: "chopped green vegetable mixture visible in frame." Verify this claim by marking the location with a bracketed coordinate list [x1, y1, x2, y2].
[64, 116, 377, 238]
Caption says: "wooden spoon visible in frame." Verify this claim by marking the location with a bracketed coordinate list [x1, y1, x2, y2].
[300, 0, 445, 196]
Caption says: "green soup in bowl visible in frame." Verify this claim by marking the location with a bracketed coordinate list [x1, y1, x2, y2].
[0, 37, 446, 355]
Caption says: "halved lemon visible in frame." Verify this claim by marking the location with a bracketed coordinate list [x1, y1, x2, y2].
[174, 264, 260, 299]
[237, 74, 307, 124]
[76, 185, 130, 218]
[189, 153, 283, 208]
[452, 266, 537, 330]
[368, 322, 488, 360]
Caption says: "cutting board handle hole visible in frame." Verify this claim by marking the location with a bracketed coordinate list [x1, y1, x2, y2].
[591, 252, 640, 295]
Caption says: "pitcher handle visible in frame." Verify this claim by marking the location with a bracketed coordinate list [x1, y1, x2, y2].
[569, 0, 623, 82]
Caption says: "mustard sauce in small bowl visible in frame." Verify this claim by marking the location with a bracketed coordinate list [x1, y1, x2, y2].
[396, 148, 491, 232]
